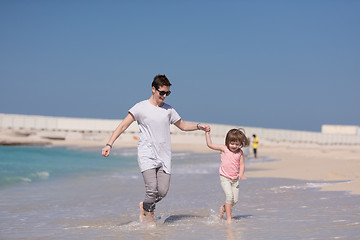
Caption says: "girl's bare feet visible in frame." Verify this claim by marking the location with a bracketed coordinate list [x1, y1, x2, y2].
[139, 202, 146, 222]
[218, 205, 225, 219]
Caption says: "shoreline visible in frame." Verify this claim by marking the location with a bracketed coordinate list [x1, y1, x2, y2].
[1, 128, 359, 195]
[73, 142, 360, 195]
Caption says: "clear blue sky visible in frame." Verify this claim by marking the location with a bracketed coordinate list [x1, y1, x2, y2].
[1, 1, 359, 132]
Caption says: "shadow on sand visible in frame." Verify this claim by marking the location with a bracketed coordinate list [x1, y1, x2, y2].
[164, 214, 203, 223]
[163, 214, 253, 223]
[232, 215, 252, 220]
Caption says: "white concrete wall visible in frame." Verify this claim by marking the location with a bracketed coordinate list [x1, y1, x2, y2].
[176, 124, 360, 146]
[1, 113, 360, 146]
[322, 125, 360, 136]
[0, 113, 139, 133]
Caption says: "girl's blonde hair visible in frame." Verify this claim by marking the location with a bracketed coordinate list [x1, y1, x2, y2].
[225, 128, 249, 149]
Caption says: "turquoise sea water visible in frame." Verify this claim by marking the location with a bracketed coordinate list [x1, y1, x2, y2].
[0, 146, 138, 188]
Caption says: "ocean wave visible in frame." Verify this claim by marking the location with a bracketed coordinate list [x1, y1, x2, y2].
[20, 177, 32, 183]
[270, 182, 339, 193]
[0, 176, 32, 186]
[31, 171, 50, 180]
[1, 172, 50, 187]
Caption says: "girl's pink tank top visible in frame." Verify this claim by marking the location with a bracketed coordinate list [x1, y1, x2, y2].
[219, 148, 242, 180]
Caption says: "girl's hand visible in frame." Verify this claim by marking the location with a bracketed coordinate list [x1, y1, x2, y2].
[205, 125, 211, 132]
[102, 145, 111, 157]
[239, 175, 247, 180]
[198, 123, 210, 132]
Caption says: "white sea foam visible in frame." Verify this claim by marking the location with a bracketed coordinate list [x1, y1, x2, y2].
[34, 171, 50, 180]
[20, 177, 32, 183]
[305, 182, 332, 188]
[333, 220, 346, 223]
[272, 182, 334, 192]
[347, 222, 360, 226]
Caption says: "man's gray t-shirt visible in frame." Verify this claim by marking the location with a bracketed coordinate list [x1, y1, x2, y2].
[129, 100, 181, 174]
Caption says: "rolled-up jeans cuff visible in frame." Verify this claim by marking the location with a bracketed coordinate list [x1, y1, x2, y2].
[143, 202, 156, 212]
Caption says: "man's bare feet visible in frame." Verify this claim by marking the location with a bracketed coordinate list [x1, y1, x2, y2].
[144, 211, 155, 223]
[139, 202, 155, 224]
[218, 205, 225, 219]
[139, 202, 146, 222]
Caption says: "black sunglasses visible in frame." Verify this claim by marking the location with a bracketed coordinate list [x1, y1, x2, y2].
[156, 89, 171, 96]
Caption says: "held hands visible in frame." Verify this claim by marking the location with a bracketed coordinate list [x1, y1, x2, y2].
[198, 123, 211, 132]
[102, 145, 111, 157]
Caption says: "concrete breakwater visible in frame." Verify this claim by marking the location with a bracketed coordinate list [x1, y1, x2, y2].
[0, 113, 359, 147]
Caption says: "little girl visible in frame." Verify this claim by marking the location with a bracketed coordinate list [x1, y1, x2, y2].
[205, 128, 249, 223]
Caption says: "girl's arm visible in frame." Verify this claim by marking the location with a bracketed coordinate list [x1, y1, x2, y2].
[174, 119, 209, 132]
[102, 113, 135, 157]
[238, 154, 246, 180]
[205, 131, 227, 152]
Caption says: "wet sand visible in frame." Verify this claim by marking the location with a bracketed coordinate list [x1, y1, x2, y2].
[246, 146, 360, 195]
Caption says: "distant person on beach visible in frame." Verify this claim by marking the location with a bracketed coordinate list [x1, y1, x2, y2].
[101, 74, 210, 224]
[205, 128, 248, 223]
[243, 137, 250, 160]
[252, 134, 259, 158]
